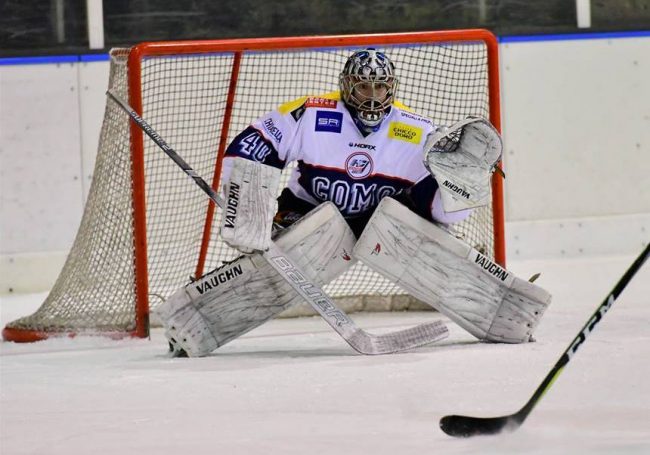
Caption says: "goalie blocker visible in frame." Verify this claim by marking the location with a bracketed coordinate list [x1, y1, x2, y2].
[354, 197, 551, 343]
[220, 157, 282, 253]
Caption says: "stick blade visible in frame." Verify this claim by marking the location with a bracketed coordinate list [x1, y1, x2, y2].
[440, 414, 519, 437]
[347, 320, 448, 355]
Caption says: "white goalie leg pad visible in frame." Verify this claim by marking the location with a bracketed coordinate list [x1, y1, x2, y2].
[353, 197, 551, 343]
[156, 202, 356, 356]
[220, 157, 281, 252]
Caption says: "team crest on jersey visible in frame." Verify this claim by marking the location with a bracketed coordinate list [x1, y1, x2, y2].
[305, 97, 338, 109]
[315, 111, 343, 133]
[345, 152, 373, 179]
[388, 121, 422, 144]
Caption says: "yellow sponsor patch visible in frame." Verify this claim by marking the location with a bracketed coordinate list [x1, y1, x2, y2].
[388, 121, 422, 144]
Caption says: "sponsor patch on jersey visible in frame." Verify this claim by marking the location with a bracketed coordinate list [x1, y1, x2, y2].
[345, 152, 373, 179]
[262, 118, 283, 143]
[388, 121, 423, 144]
[348, 142, 376, 150]
[399, 110, 432, 125]
[315, 111, 343, 133]
[305, 97, 338, 109]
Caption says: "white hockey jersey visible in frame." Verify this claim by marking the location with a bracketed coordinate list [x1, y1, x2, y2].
[224, 92, 469, 232]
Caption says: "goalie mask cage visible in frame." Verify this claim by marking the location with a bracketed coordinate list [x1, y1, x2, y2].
[3, 29, 504, 343]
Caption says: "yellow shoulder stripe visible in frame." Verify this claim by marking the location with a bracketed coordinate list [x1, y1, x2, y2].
[393, 99, 413, 112]
[278, 96, 309, 115]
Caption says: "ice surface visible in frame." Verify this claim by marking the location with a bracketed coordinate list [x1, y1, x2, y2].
[1, 254, 649, 455]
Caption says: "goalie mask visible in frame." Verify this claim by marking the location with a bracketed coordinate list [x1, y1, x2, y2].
[339, 48, 398, 131]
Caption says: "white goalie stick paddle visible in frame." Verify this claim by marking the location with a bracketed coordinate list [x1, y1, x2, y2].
[440, 244, 649, 437]
[106, 89, 448, 355]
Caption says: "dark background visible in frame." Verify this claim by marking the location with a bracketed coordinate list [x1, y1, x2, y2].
[1, 0, 649, 56]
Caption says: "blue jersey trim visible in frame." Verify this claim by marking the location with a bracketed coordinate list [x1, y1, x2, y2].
[224, 126, 286, 169]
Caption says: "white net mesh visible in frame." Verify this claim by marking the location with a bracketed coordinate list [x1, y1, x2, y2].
[4, 35, 500, 338]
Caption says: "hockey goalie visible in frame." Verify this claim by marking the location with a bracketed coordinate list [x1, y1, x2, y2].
[156, 49, 552, 357]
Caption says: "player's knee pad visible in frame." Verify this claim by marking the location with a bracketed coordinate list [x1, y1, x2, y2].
[353, 197, 551, 343]
[156, 202, 356, 356]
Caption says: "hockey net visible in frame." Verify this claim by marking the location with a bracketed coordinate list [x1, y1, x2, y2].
[3, 30, 504, 342]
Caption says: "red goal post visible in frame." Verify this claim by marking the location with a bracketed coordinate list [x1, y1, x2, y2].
[3, 29, 505, 343]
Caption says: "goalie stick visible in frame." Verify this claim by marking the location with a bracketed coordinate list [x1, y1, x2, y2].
[440, 244, 649, 437]
[106, 89, 448, 355]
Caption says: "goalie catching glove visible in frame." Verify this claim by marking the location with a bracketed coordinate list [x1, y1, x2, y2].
[220, 157, 281, 252]
[424, 116, 503, 212]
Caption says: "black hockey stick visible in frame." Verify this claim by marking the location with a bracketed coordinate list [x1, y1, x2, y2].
[106, 89, 448, 355]
[440, 243, 649, 437]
